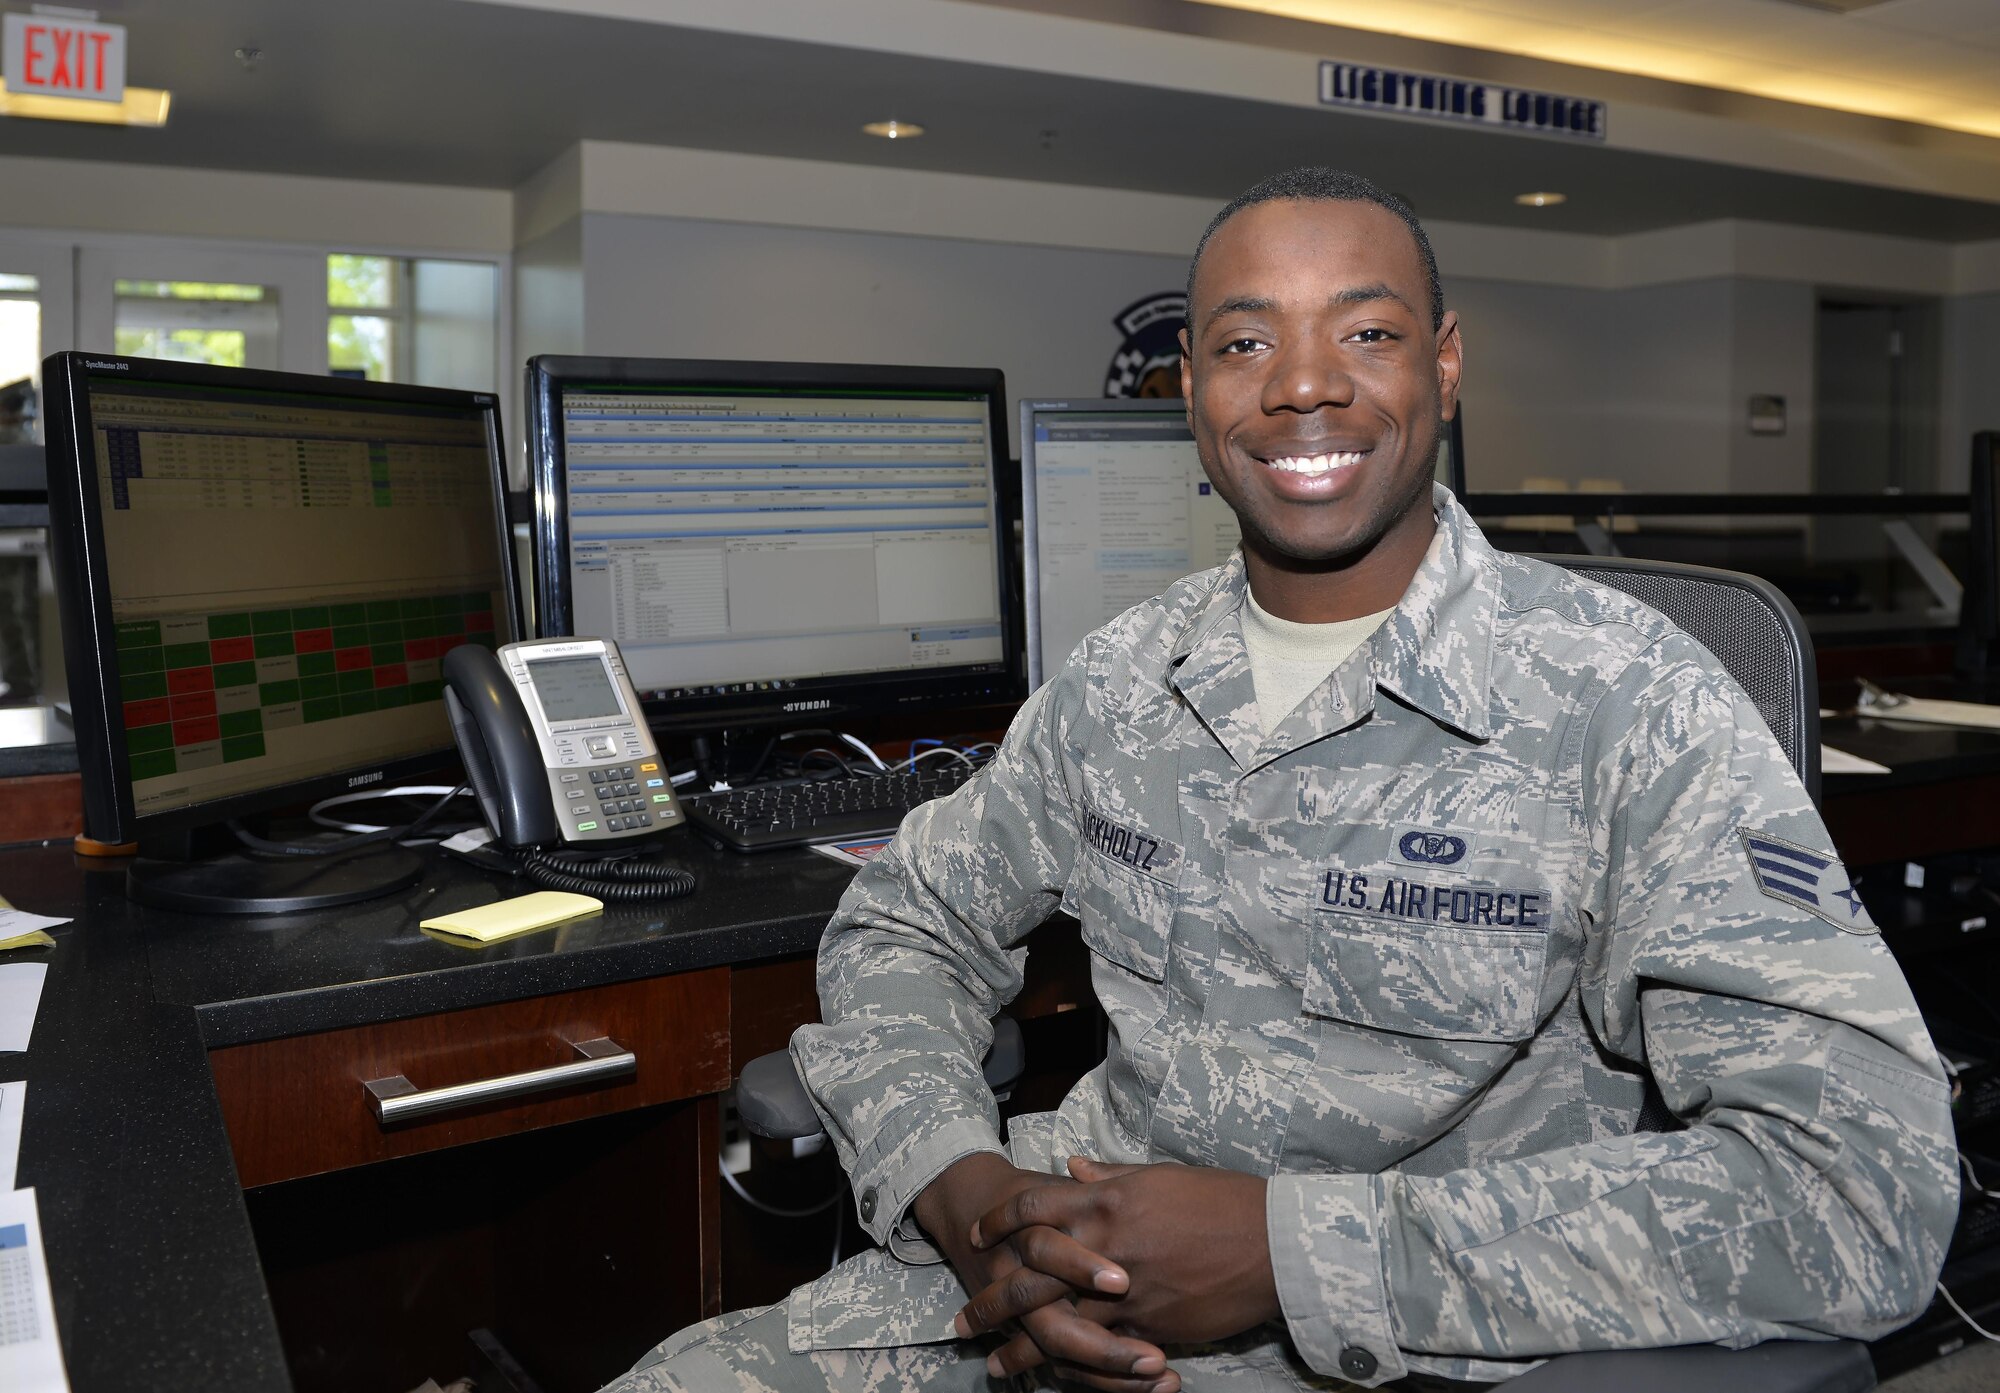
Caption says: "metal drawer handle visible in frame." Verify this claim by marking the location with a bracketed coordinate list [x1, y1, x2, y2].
[364, 1036, 636, 1126]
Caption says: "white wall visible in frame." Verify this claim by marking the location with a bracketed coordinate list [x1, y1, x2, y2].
[1445, 277, 1613, 489]
[576, 211, 1190, 457]
[0, 154, 510, 254]
[1728, 279, 1817, 494]
[515, 216, 585, 362]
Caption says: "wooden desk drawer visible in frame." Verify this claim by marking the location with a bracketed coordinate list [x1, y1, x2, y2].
[210, 969, 730, 1188]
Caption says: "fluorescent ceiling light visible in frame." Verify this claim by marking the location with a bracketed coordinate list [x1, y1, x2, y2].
[862, 119, 924, 139]
[1188, 0, 2000, 140]
[0, 80, 170, 126]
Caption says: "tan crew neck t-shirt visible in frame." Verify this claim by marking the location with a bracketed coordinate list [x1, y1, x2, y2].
[1240, 590, 1395, 735]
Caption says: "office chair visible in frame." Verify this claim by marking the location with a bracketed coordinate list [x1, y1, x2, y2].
[1505, 556, 1860, 1389]
[735, 556, 1872, 1393]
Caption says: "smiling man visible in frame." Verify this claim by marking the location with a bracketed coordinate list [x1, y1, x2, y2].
[604, 168, 1957, 1393]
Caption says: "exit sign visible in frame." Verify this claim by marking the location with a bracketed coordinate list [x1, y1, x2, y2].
[3, 11, 126, 103]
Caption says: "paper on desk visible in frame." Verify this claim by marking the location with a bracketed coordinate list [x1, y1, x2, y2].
[1862, 694, 2000, 731]
[0, 1082, 20, 1192]
[0, 1189, 70, 1391]
[0, 910, 66, 955]
[0, 964, 46, 1054]
[1822, 744, 1891, 775]
[809, 837, 895, 868]
[439, 826, 494, 854]
[420, 890, 602, 945]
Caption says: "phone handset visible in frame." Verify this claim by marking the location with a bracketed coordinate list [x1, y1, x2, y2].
[442, 638, 694, 901]
[442, 644, 564, 847]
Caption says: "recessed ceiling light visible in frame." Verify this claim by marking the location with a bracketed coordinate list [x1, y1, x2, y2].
[862, 120, 924, 140]
[1515, 191, 1566, 208]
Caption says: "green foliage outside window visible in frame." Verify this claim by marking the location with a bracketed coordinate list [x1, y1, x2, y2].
[113, 327, 247, 367]
[113, 280, 265, 301]
[328, 255, 396, 310]
[328, 313, 393, 381]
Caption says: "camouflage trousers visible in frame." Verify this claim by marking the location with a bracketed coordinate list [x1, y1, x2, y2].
[598, 1255, 1486, 1392]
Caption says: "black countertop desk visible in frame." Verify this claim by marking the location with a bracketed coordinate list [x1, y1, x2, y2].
[1823, 715, 2000, 790]
[0, 836, 859, 1393]
[1821, 705, 2000, 865]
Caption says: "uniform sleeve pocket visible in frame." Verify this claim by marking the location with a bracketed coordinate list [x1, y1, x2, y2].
[1304, 911, 1549, 1043]
[1072, 849, 1172, 982]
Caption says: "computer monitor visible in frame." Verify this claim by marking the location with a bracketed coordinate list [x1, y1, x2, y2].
[1022, 398, 1232, 689]
[526, 356, 1021, 732]
[43, 352, 521, 910]
[1022, 398, 1464, 687]
[1959, 430, 1999, 677]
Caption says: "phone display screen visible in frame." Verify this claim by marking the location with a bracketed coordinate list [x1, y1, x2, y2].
[526, 656, 624, 721]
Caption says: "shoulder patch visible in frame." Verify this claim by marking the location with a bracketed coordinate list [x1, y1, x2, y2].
[1740, 828, 1876, 935]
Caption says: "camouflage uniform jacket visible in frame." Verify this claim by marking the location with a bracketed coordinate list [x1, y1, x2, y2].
[791, 486, 1958, 1386]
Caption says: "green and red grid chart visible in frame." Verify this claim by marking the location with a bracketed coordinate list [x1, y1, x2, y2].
[112, 591, 500, 782]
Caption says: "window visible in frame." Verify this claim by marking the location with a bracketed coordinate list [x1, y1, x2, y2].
[327, 254, 399, 382]
[113, 279, 278, 369]
[0, 273, 40, 444]
[327, 254, 497, 393]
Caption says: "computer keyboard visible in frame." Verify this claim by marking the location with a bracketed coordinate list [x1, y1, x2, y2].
[680, 762, 981, 852]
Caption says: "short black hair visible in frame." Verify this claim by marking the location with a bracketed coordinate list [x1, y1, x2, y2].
[1184, 167, 1444, 332]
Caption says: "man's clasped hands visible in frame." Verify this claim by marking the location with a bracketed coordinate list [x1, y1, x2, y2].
[913, 1151, 1284, 1393]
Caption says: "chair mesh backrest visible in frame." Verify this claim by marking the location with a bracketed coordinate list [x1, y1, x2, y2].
[1536, 558, 1820, 804]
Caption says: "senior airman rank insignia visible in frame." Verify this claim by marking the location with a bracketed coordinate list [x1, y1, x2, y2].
[1741, 829, 1876, 934]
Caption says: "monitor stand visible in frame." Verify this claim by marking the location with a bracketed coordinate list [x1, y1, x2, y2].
[125, 843, 425, 916]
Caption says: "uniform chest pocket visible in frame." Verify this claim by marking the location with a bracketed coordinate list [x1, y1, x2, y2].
[1071, 848, 1174, 982]
[1304, 909, 1550, 1043]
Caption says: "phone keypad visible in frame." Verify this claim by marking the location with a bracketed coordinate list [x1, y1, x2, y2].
[563, 763, 665, 838]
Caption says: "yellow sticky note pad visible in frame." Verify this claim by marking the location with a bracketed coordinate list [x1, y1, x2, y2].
[421, 891, 603, 945]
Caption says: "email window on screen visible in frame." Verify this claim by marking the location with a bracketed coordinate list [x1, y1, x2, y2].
[562, 389, 1003, 693]
[1033, 414, 1237, 680]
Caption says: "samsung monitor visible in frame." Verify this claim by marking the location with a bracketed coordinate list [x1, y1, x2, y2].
[526, 356, 1021, 732]
[1022, 398, 1464, 687]
[43, 352, 521, 910]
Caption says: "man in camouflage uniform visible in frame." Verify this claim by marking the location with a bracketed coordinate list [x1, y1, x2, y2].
[604, 169, 1958, 1392]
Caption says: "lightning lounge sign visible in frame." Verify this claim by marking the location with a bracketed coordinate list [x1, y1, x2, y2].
[1319, 60, 1605, 142]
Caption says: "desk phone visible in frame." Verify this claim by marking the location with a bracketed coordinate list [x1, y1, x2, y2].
[443, 638, 684, 847]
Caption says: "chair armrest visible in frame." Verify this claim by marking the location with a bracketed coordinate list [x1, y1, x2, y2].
[734, 1016, 1026, 1140]
[1504, 1340, 1873, 1393]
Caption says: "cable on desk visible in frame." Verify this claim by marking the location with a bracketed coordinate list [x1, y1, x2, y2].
[307, 784, 463, 835]
[230, 786, 463, 857]
[516, 845, 696, 902]
[718, 1159, 842, 1218]
[893, 745, 976, 773]
[1937, 1281, 2000, 1342]
[797, 747, 858, 777]
[1963, 1153, 2000, 1201]
[836, 732, 888, 771]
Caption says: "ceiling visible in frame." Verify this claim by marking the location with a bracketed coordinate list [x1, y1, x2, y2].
[1188, 0, 2000, 140]
[1, 0, 1997, 240]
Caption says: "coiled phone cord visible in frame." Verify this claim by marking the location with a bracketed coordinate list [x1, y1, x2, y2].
[516, 845, 697, 902]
